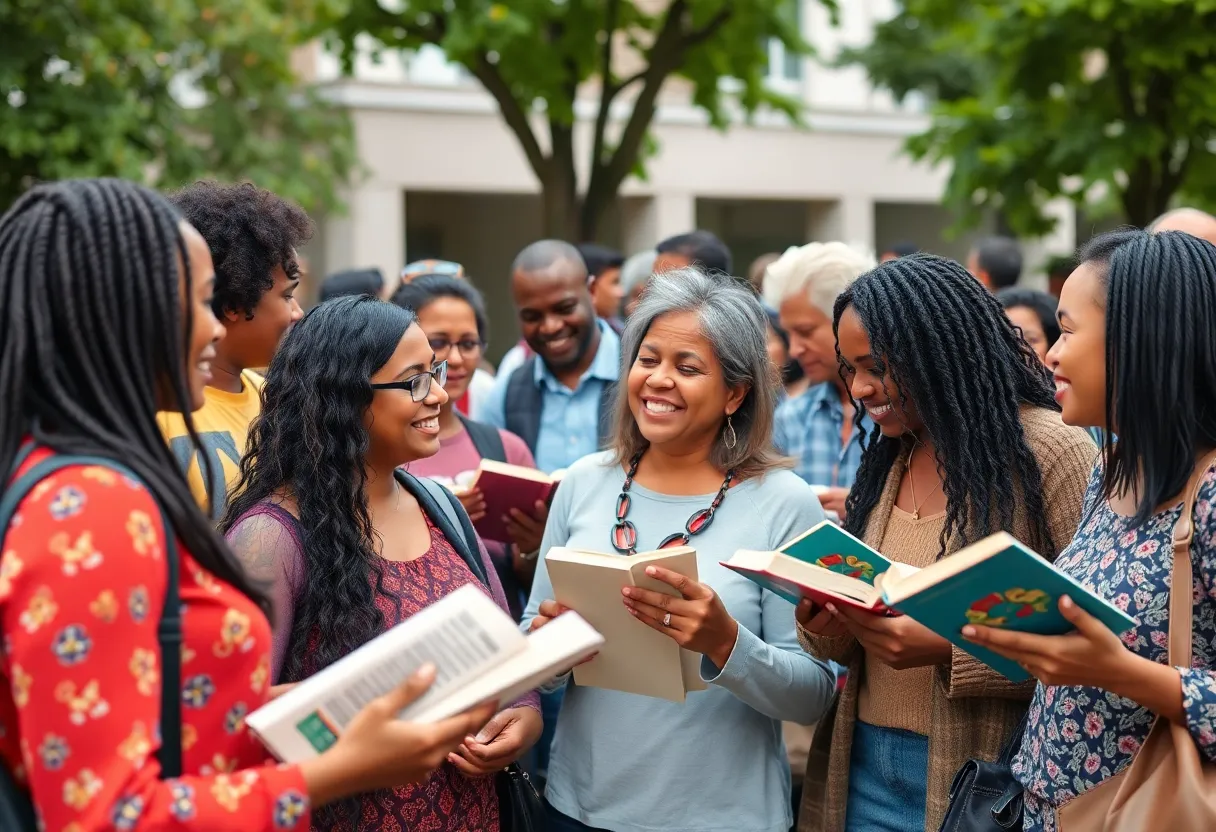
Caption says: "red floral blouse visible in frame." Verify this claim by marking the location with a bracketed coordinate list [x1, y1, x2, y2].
[0, 448, 311, 831]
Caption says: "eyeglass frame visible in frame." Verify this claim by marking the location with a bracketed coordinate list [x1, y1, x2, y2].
[369, 360, 449, 402]
[428, 337, 486, 360]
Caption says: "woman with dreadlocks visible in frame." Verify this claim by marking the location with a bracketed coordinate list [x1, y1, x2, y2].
[0, 179, 493, 831]
[793, 254, 1097, 832]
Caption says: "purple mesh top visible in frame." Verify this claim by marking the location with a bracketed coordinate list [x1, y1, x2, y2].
[226, 502, 539, 832]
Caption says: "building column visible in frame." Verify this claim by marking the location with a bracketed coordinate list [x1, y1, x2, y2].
[322, 183, 405, 284]
[807, 195, 875, 252]
[620, 192, 697, 252]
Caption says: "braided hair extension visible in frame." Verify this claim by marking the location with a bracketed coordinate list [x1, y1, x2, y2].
[833, 254, 1060, 558]
[0, 178, 270, 614]
[1076, 229, 1216, 524]
[220, 296, 420, 684]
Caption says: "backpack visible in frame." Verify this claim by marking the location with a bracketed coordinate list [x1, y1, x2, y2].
[0, 445, 183, 830]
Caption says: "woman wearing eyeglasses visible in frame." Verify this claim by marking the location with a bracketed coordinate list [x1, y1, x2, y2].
[391, 275, 542, 620]
[221, 295, 541, 832]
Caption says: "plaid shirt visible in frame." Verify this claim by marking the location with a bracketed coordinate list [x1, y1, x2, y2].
[773, 382, 870, 488]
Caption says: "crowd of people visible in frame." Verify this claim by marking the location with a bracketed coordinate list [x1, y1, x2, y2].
[0, 175, 1215, 832]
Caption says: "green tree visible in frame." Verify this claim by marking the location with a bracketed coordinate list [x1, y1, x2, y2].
[326, 0, 818, 240]
[841, 0, 1216, 235]
[0, 0, 357, 215]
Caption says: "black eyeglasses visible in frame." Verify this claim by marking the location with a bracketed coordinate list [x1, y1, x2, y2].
[370, 360, 448, 402]
[429, 338, 485, 359]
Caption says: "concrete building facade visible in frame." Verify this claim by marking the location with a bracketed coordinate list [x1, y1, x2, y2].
[301, 0, 1074, 359]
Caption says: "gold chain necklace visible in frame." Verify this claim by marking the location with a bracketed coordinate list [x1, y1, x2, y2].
[906, 444, 943, 521]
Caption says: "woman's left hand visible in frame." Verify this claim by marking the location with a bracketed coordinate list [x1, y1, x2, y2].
[827, 602, 953, 669]
[963, 595, 1136, 689]
[448, 706, 543, 777]
[622, 566, 739, 669]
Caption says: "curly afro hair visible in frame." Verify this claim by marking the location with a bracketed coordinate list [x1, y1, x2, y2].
[169, 181, 314, 319]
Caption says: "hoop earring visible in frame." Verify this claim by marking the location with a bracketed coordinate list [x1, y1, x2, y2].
[724, 415, 738, 450]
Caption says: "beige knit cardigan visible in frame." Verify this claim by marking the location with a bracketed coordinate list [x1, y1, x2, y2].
[797, 407, 1098, 832]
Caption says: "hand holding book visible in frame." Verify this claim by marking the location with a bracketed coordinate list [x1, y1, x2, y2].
[300, 664, 498, 808]
[621, 565, 740, 671]
[825, 600, 953, 670]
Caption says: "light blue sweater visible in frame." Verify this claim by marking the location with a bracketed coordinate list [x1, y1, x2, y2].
[521, 452, 838, 832]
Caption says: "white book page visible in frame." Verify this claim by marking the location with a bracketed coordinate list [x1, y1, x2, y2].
[248, 584, 525, 762]
[411, 612, 604, 723]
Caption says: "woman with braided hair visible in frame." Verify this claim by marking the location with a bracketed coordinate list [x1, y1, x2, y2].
[0, 179, 494, 831]
[794, 254, 1097, 832]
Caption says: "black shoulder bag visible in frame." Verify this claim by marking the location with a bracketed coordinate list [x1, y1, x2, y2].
[0, 446, 183, 831]
[938, 712, 1028, 832]
[399, 470, 544, 832]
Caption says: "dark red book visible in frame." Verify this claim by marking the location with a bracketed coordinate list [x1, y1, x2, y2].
[465, 460, 562, 544]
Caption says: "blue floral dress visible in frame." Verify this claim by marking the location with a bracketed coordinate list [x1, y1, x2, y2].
[1013, 462, 1216, 830]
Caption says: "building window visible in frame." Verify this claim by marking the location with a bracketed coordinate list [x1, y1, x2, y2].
[767, 0, 803, 82]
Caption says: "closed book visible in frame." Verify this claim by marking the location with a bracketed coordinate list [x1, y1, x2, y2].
[723, 520, 905, 613]
[880, 531, 1139, 681]
[466, 460, 562, 544]
[545, 546, 706, 702]
[246, 584, 603, 762]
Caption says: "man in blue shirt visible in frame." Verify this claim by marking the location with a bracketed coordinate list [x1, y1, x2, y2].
[479, 240, 621, 475]
[763, 241, 877, 521]
[476, 239, 622, 785]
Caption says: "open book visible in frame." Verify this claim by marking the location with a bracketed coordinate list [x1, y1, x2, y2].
[878, 531, 1139, 681]
[461, 460, 565, 543]
[724, 520, 911, 613]
[545, 546, 706, 702]
[246, 584, 603, 762]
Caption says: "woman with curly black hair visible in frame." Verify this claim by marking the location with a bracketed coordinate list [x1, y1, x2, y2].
[158, 181, 314, 517]
[793, 255, 1097, 832]
[221, 295, 541, 832]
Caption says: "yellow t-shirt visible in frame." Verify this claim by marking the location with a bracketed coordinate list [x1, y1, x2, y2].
[157, 370, 264, 518]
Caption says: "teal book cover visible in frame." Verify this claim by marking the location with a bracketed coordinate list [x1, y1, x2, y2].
[883, 535, 1139, 682]
[780, 520, 895, 586]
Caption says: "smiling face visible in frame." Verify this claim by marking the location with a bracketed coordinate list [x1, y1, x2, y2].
[627, 310, 747, 455]
[778, 291, 837, 385]
[415, 295, 482, 402]
[180, 222, 226, 411]
[512, 265, 597, 372]
[836, 304, 924, 438]
[1045, 263, 1108, 428]
[365, 323, 449, 466]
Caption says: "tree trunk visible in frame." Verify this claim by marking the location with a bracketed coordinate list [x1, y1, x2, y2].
[540, 167, 580, 241]
[578, 186, 618, 242]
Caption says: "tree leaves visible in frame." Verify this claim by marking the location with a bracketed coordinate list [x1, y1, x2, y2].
[324, 0, 822, 239]
[842, 0, 1216, 233]
[0, 0, 357, 214]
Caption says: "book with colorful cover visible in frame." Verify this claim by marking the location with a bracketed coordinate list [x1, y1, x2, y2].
[723, 520, 906, 613]
[461, 460, 564, 544]
[880, 531, 1140, 681]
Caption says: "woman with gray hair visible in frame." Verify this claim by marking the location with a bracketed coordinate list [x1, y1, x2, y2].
[521, 268, 838, 832]
[619, 248, 657, 318]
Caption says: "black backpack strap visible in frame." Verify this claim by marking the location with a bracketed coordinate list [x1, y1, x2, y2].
[1, 451, 183, 778]
[503, 358, 543, 455]
[456, 413, 508, 464]
[396, 470, 489, 588]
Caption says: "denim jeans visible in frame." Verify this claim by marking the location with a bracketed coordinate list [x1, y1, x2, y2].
[545, 800, 610, 832]
[845, 720, 930, 832]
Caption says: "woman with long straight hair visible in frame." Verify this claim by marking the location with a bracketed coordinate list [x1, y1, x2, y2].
[222, 295, 541, 832]
[0, 179, 492, 831]
[963, 229, 1216, 830]
[795, 254, 1097, 832]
